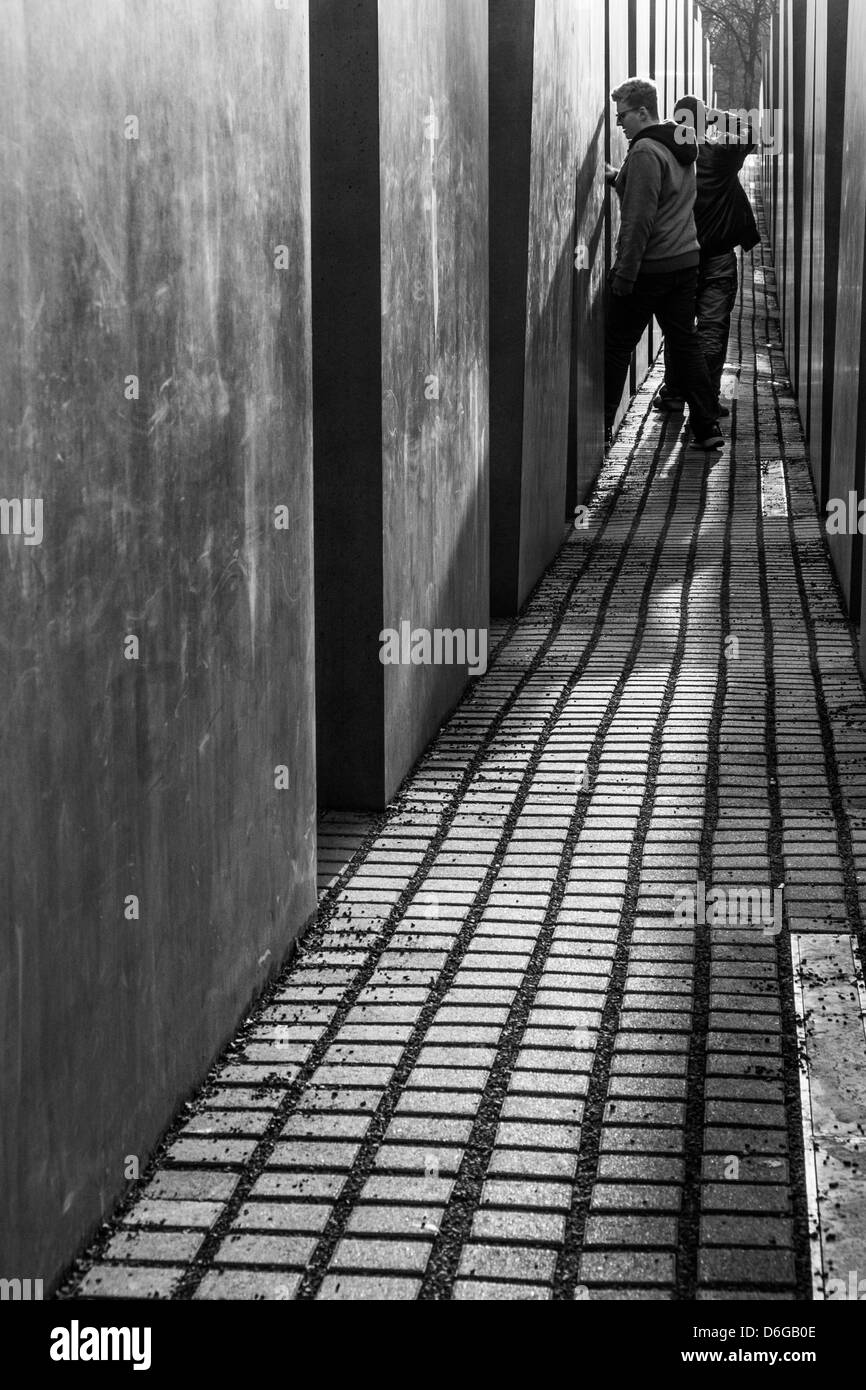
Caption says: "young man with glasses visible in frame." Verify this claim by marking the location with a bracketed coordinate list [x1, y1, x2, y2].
[604, 77, 724, 451]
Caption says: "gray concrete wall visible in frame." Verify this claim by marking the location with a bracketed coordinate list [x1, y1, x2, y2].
[312, 0, 489, 806]
[829, 0, 866, 633]
[491, 0, 608, 614]
[764, 0, 866, 652]
[0, 0, 317, 1289]
[517, 0, 594, 606]
[567, 9, 608, 519]
[609, 0, 632, 436]
[380, 0, 490, 801]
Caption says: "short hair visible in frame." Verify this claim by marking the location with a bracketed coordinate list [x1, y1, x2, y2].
[611, 77, 659, 120]
[673, 93, 718, 125]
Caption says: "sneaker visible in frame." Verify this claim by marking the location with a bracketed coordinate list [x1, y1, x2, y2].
[716, 401, 731, 418]
[652, 391, 685, 412]
[692, 428, 725, 451]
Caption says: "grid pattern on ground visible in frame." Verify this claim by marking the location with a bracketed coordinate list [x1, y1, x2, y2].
[58, 171, 866, 1302]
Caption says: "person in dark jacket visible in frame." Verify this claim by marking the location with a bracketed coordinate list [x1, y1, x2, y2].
[604, 78, 723, 451]
[653, 94, 761, 414]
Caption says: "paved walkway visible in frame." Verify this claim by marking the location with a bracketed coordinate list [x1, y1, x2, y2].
[60, 175, 866, 1302]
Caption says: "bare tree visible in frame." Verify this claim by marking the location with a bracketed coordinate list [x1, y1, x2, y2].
[700, 0, 775, 108]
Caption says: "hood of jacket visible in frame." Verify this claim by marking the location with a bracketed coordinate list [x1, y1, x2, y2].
[630, 120, 698, 166]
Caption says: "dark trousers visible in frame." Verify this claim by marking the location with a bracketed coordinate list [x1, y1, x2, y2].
[604, 265, 718, 437]
[663, 250, 739, 400]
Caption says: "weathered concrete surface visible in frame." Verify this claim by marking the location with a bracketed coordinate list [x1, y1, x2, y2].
[517, 0, 598, 606]
[0, 0, 317, 1289]
[808, 0, 847, 511]
[567, 13, 607, 520]
[379, 0, 490, 800]
[785, 1, 807, 395]
[765, 0, 862, 636]
[825, 0, 865, 623]
[797, 0, 818, 438]
[313, 0, 489, 804]
[608, 0, 630, 435]
[656, 0, 670, 116]
[630, 0, 653, 393]
[489, 0, 536, 612]
[491, 0, 604, 614]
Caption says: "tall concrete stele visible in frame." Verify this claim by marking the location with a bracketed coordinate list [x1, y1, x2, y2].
[762, 0, 866, 669]
[0, 0, 318, 1292]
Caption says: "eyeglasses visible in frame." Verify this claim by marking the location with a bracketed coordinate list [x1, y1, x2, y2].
[615, 107, 642, 124]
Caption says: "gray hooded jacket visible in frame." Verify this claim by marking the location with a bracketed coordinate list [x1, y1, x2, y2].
[611, 121, 701, 284]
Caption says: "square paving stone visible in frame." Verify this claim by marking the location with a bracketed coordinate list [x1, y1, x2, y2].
[346, 1206, 443, 1237]
[359, 1175, 454, 1204]
[103, 1230, 204, 1263]
[599, 1127, 685, 1154]
[143, 1171, 239, 1202]
[470, 1209, 566, 1244]
[121, 1200, 223, 1230]
[331, 1238, 432, 1273]
[480, 1179, 572, 1210]
[215, 1233, 317, 1267]
[281, 1114, 372, 1139]
[701, 1182, 791, 1212]
[232, 1202, 333, 1233]
[165, 1138, 259, 1165]
[578, 1251, 675, 1285]
[76, 1265, 186, 1299]
[591, 1184, 681, 1211]
[453, 1280, 551, 1300]
[487, 1148, 578, 1179]
[698, 1248, 796, 1285]
[182, 1110, 273, 1137]
[395, 1090, 483, 1116]
[597, 1155, 685, 1182]
[194, 1269, 301, 1300]
[457, 1243, 558, 1283]
[250, 1172, 347, 1200]
[699, 1214, 793, 1246]
[583, 1215, 678, 1246]
[317, 1275, 421, 1299]
[267, 1140, 361, 1169]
